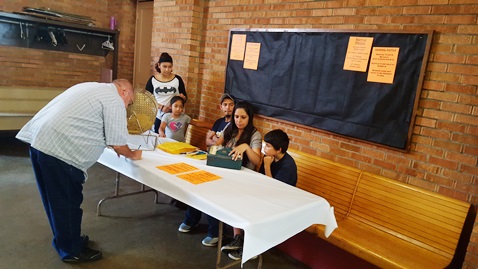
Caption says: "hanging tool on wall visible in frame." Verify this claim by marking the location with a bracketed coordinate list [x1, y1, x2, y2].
[101, 36, 114, 51]
[56, 29, 67, 45]
[19, 22, 25, 39]
[47, 27, 57, 46]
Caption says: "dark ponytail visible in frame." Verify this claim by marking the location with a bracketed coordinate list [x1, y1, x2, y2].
[155, 52, 173, 73]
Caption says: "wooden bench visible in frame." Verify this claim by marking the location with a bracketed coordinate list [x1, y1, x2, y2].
[184, 119, 212, 151]
[288, 149, 474, 269]
[0, 86, 64, 130]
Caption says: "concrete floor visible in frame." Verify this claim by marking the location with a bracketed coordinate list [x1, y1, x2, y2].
[0, 131, 309, 269]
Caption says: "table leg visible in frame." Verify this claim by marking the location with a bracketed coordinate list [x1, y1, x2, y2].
[96, 172, 160, 216]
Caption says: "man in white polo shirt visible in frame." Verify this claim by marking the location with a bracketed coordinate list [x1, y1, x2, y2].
[16, 79, 142, 264]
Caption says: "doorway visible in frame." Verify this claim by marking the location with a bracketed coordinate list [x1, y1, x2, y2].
[133, 1, 153, 90]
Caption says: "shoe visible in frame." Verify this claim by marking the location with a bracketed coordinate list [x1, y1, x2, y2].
[221, 234, 243, 251]
[201, 236, 218, 247]
[62, 246, 102, 263]
[178, 223, 197, 233]
[228, 249, 242, 261]
[228, 248, 257, 261]
[171, 199, 188, 210]
[81, 235, 89, 246]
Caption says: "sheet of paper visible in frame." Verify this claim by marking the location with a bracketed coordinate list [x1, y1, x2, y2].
[343, 36, 374, 72]
[243, 42, 261, 70]
[156, 163, 199, 174]
[177, 170, 222, 184]
[127, 133, 157, 151]
[367, 47, 400, 84]
[230, 34, 247, 60]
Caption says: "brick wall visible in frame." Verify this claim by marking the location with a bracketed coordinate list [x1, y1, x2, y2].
[150, 0, 477, 267]
[151, 0, 206, 119]
[0, 46, 107, 87]
[108, 0, 137, 81]
[0, 0, 136, 87]
[2, 0, 476, 267]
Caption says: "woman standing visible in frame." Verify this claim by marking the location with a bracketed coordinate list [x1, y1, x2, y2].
[145, 52, 187, 134]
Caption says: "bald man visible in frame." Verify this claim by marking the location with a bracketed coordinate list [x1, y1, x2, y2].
[16, 79, 141, 263]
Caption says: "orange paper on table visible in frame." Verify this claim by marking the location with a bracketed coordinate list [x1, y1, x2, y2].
[156, 163, 198, 174]
[177, 170, 222, 184]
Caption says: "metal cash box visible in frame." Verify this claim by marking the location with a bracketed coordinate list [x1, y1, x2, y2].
[206, 146, 242, 170]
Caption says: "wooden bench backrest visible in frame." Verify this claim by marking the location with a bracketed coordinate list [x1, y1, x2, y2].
[184, 119, 212, 151]
[0, 86, 65, 130]
[289, 149, 362, 220]
[350, 172, 471, 260]
[0, 86, 64, 114]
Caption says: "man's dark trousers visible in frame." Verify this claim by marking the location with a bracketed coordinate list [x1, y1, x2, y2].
[29, 147, 85, 259]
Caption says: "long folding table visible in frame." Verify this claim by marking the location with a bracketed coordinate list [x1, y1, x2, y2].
[96, 137, 337, 267]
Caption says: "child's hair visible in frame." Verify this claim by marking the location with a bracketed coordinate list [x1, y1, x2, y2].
[264, 129, 289, 153]
[170, 95, 185, 105]
[155, 52, 173, 72]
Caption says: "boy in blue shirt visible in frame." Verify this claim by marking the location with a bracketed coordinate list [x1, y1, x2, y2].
[259, 129, 298, 186]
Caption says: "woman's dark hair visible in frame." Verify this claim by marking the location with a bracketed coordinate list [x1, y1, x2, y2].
[155, 52, 173, 73]
[223, 101, 256, 165]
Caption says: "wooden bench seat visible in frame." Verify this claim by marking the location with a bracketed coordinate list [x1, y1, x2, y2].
[288, 149, 473, 269]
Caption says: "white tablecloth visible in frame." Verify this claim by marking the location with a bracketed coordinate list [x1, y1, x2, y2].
[98, 137, 338, 265]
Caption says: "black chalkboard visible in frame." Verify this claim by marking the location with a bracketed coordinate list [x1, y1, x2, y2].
[225, 29, 432, 149]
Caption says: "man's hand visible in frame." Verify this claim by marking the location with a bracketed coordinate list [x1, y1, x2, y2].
[111, 145, 142, 160]
[131, 150, 142, 160]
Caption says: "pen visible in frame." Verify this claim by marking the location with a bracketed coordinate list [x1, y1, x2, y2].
[188, 151, 206, 156]
[181, 150, 198, 155]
